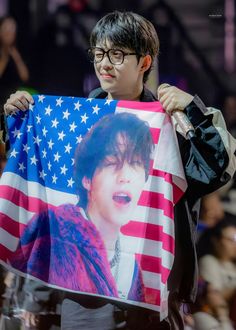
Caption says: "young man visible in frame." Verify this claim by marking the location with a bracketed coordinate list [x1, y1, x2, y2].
[3, 10, 236, 330]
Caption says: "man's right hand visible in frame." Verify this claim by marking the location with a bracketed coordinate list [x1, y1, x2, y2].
[4, 91, 34, 115]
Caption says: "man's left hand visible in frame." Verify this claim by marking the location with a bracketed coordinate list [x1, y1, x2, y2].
[157, 83, 194, 114]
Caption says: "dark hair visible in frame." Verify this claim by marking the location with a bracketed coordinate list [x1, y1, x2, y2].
[90, 11, 159, 83]
[197, 215, 236, 259]
[74, 112, 154, 208]
[211, 216, 236, 239]
[0, 16, 10, 28]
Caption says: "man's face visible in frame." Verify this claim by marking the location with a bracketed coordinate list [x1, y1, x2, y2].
[93, 40, 144, 99]
[83, 135, 146, 228]
[218, 227, 236, 261]
[0, 18, 16, 46]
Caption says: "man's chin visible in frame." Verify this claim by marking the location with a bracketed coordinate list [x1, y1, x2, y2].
[100, 83, 116, 93]
[113, 211, 133, 227]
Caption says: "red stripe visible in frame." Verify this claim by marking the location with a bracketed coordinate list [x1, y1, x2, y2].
[144, 287, 160, 306]
[117, 101, 165, 113]
[149, 161, 185, 202]
[121, 221, 174, 253]
[149, 160, 173, 182]
[136, 254, 171, 283]
[0, 185, 52, 213]
[138, 191, 174, 219]
[0, 213, 26, 237]
[150, 128, 160, 145]
[150, 166, 185, 205]
[172, 182, 184, 204]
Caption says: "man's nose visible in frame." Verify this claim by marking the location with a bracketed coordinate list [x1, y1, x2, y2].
[100, 53, 113, 67]
[116, 163, 132, 183]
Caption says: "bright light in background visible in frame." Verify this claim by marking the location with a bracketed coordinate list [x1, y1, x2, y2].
[224, 0, 235, 73]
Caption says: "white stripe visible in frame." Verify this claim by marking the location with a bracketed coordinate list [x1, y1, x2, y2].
[155, 116, 187, 183]
[0, 228, 19, 252]
[142, 270, 161, 290]
[144, 175, 173, 202]
[116, 107, 165, 129]
[132, 207, 175, 239]
[0, 172, 78, 206]
[172, 175, 187, 194]
[120, 236, 174, 269]
[0, 200, 35, 224]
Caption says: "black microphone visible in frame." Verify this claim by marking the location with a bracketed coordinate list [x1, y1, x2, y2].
[171, 110, 196, 139]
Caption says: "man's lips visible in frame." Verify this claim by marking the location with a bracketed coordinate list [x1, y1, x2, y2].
[100, 73, 115, 78]
[112, 192, 132, 205]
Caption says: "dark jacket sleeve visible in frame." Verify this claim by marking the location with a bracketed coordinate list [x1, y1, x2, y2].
[177, 95, 235, 205]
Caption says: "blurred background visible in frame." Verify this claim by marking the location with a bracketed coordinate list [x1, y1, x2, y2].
[0, 0, 235, 106]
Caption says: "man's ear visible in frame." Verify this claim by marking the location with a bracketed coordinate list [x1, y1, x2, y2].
[82, 176, 91, 191]
[140, 55, 152, 73]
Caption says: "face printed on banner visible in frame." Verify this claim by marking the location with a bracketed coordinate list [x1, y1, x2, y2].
[82, 133, 146, 229]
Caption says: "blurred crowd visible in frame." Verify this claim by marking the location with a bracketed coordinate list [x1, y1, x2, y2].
[0, 1, 236, 329]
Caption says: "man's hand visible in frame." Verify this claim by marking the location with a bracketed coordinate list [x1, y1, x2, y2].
[4, 91, 34, 115]
[157, 83, 194, 114]
[20, 310, 39, 328]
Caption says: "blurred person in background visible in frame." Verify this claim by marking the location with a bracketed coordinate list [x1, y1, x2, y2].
[221, 94, 236, 217]
[0, 16, 29, 105]
[197, 217, 236, 326]
[20, 279, 61, 330]
[191, 278, 234, 330]
[0, 274, 61, 330]
[197, 191, 225, 239]
[0, 16, 29, 151]
[0, 272, 26, 330]
[223, 95, 236, 139]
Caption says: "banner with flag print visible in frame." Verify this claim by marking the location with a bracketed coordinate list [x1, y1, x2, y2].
[0, 95, 187, 319]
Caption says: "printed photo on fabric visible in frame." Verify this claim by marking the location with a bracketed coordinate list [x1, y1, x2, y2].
[0, 95, 187, 319]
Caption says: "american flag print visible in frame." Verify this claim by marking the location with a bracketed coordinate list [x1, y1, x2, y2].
[0, 95, 187, 319]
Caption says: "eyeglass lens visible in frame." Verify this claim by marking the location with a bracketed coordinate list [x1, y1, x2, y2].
[89, 48, 125, 65]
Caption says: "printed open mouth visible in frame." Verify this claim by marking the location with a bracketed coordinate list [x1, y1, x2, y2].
[112, 193, 131, 205]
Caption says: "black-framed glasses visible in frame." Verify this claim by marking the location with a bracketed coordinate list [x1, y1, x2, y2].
[87, 47, 138, 65]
